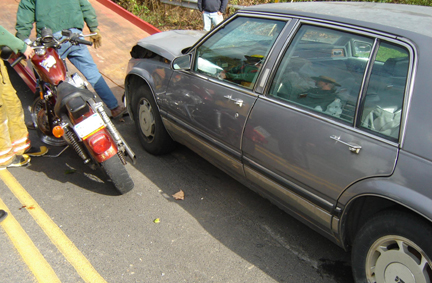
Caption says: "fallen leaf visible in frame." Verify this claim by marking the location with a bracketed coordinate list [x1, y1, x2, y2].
[172, 190, 184, 200]
[65, 169, 76, 174]
[19, 205, 27, 210]
[28, 206, 35, 210]
[153, 218, 160, 224]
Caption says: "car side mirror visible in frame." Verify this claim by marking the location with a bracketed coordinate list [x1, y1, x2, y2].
[172, 54, 192, 71]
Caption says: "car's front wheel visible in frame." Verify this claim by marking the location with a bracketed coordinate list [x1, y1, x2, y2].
[352, 210, 432, 283]
[132, 84, 176, 155]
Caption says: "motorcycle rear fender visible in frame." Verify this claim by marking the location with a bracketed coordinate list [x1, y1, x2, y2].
[83, 128, 118, 163]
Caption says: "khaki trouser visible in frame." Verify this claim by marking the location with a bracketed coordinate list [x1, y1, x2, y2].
[0, 59, 30, 166]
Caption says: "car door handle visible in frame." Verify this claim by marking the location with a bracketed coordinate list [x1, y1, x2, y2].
[330, 135, 362, 154]
[224, 95, 243, 107]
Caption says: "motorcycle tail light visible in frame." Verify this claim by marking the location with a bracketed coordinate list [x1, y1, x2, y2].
[52, 126, 64, 138]
[88, 133, 111, 155]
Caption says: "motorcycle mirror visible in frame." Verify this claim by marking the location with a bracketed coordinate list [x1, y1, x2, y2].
[41, 27, 54, 43]
[62, 29, 72, 37]
[0, 46, 13, 60]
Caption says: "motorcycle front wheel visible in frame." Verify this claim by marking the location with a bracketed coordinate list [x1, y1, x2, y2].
[101, 156, 134, 194]
[31, 95, 67, 146]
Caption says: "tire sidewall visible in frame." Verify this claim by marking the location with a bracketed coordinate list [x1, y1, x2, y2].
[351, 210, 432, 283]
[131, 84, 175, 155]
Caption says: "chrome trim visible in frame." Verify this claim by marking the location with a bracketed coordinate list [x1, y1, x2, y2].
[244, 165, 333, 229]
[241, 11, 395, 38]
[392, 38, 416, 148]
[165, 115, 242, 161]
[331, 216, 340, 237]
[330, 135, 362, 154]
[353, 38, 379, 127]
[259, 20, 417, 148]
[163, 117, 245, 178]
[243, 157, 334, 211]
[259, 68, 270, 88]
[259, 95, 400, 147]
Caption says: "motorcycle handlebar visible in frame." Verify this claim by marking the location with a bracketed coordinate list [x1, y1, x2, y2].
[75, 38, 93, 46]
[10, 55, 25, 67]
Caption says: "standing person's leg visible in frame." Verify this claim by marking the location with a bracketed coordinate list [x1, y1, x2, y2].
[210, 12, 223, 28]
[66, 45, 118, 108]
[56, 30, 125, 117]
[215, 12, 224, 26]
[0, 61, 29, 155]
[0, 60, 30, 168]
[202, 12, 212, 31]
[0, 62, 15, 167]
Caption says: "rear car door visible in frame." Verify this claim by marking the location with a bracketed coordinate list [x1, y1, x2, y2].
[165, 16, 286, 175]
[242, 23, 411, 231]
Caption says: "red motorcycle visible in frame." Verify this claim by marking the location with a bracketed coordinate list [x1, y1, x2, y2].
[3, 28, 135, 194]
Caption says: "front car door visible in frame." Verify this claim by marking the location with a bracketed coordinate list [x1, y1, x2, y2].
[242, 22, 412, 234]
[164, 16, 287, 177]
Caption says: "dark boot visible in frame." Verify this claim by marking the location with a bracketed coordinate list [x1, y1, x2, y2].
[0, 210, 8, 222]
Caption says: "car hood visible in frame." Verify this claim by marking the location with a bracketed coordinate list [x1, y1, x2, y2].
[136, 30, 206, 61]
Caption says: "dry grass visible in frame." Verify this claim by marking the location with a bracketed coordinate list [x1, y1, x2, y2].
[113, 0, 271, 30]
[113, 0, 432, 31]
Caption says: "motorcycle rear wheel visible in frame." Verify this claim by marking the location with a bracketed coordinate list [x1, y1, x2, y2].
[101, 156, 134, 194]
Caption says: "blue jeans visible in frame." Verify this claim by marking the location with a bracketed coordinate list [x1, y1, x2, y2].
[54, 29, 118, 109]
[202, 12, 223, 31]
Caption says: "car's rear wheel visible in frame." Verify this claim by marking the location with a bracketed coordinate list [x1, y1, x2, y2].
[352, 210, 432, 283]
[132, 84, 176, 155]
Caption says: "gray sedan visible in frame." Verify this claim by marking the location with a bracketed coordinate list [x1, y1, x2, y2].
[125, 2, 432, 283]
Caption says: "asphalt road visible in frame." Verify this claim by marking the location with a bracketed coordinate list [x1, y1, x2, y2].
[0, 63, 354, 282]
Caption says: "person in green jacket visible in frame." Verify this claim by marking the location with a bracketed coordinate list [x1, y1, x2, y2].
[15, 0, 126, 118]
[0, 25, 48, 169]
[294, 75, 341, 112]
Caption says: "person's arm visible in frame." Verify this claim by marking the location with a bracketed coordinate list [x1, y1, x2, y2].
[0, 26, 27, 54]
[197, 0, 203, 13]
[15, 0, 36, 40]
[79, 0, 98, 32]
[219, 0, 228, 14]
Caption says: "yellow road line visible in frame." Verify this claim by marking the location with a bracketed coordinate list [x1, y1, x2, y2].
[0, 198, 61, 283]
[0, 169, 107, 283]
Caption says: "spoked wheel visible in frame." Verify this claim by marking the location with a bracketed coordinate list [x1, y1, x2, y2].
[352, 210, 432, 283]
[31, 95, 66, 146]
[132, 84, 176, 155]
[101, 156, 134, 195]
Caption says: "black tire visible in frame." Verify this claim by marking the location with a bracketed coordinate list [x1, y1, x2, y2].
[352, 210, 432, 283]
[131, 84, 176, 155]
[31, 94, 67, 146]
[101, 157, 134, 194]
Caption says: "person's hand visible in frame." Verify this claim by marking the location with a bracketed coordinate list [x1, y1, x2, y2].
[217, 11, 222, 15]
[23, 45, 34, 59]
[90, 29, 102, 49]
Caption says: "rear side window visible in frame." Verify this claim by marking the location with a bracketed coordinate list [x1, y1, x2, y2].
[359, 42, 409, 140]
[268, 24, 410, 141]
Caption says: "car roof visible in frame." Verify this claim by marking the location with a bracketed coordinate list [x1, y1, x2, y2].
[240, 2, 432, 39]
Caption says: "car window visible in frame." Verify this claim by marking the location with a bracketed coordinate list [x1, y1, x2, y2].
[268, 25, 373, 122]
[359, 41, 409, 140]
[194, 17, 286, 89]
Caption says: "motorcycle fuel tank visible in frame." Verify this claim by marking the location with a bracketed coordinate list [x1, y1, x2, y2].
[32, 47, 66, 85]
